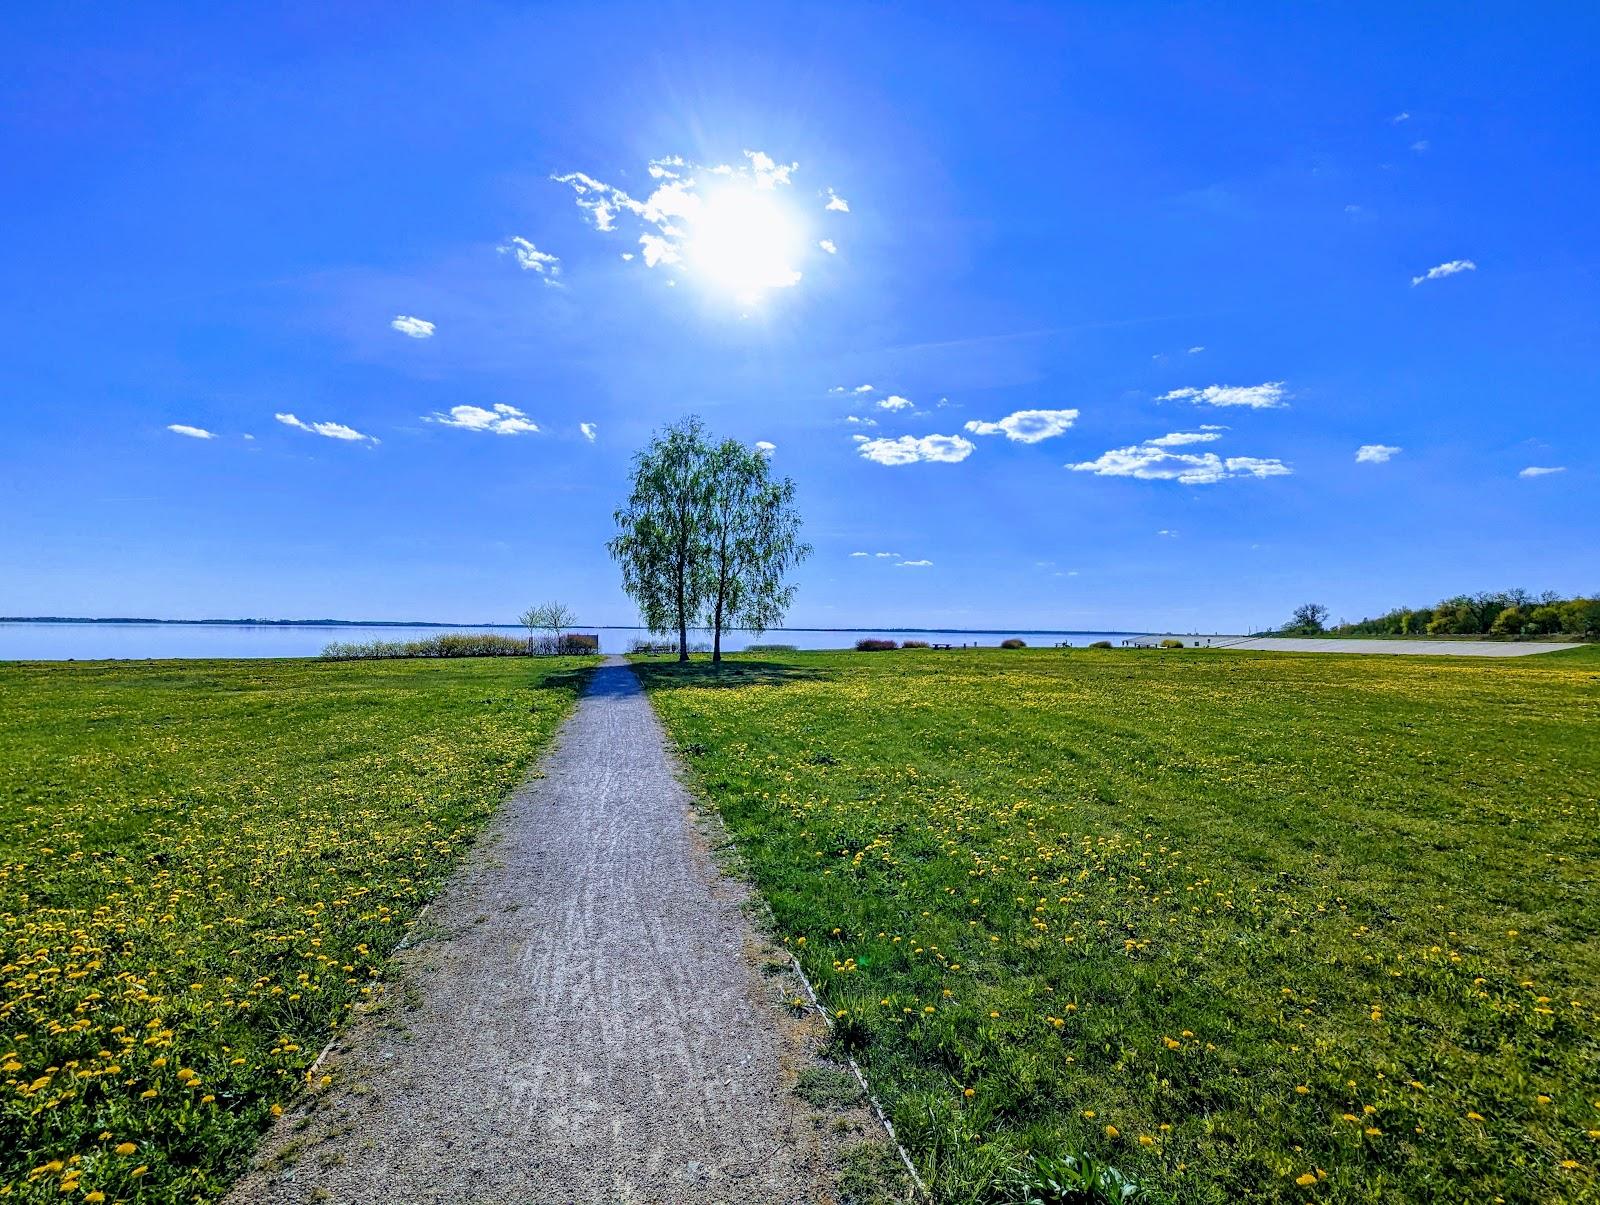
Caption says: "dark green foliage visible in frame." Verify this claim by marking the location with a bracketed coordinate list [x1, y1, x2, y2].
[1000, 639, 1027, 649]
[855, 639, 898, 651]
[1336, 590, 1600, 639]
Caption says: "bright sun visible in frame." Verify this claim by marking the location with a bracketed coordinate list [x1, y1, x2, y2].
[686, 187, 805, 305]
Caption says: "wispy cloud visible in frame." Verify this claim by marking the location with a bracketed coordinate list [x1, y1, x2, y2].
[1157, 529, 1179, 538]
[1187, 345, 1205, 355]
[849, 551, 870, 557]
[1069, 436, 1290, 485]
[275, 413, 378, 443]
[579, 422, 597, 442]
[819, 239, 837, 254]
[1159, 382, 1287, 409]
[878, 394, 914, 411]
[390, 315, 435, 339]
[856, 434, 975, 466]
[1411, 259, 1476, 286]
[824, 187, 850, 212]
[167, 424, 216, 440]
[963, 408, 1079, 443]
[845, 415, 878, 427]
[1519, 465, 1566, 478]
[755, 440, 776, 458]
[424, 404, 539, 436]
[498, 236, 561, 282]
[1355, 444, 1401, 464]
[897, 559, 933, 567]
[1148, 430, 1222, 447]
[1392, 111, 1410, 123]
[874, 552, 900, 558]
[1410, 140, 1430, 153]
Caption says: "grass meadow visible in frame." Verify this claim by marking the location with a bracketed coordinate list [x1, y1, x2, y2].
[636, 645, 1600, 1203]
[0, 656, 592, 1203]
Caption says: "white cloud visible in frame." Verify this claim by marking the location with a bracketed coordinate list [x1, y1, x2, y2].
[878, 394, 914, 411]
[1411, 259, 1476, 286]
[167, 424, 216, 440]
[1355, 444, 1401, 464]
[874, 552, 900, 558]
[854, 384, 875, 394]
[1160, 382, 1287, 409]
[579, 422, 597, 443]
[1187, 345, 1205, 354]
[1392, 111, 1410, 123]
[1411, 140, 1430, 153]
[1519, 465, 1566, 478]
[755, 440, 776, 458]
[824, 187, 850, 212]
[898, 559, 933, 567]
[845, 415, 878, 427]
[1069, 436, 1290, 485]
[963, 408, 1079, 443]
[1157, 529, 1179, 538]
[498, 237, 561, 281]
[849, 551, 870, 557]
[275, 413, 378, 443]
[856, 433, 975, 466]
[424, 404, 540, 436]
[390, 315, 435, 339]
[554, 151, 814, 303]
[819, 239, 837, 254]
[1149, 430, 1223, 447]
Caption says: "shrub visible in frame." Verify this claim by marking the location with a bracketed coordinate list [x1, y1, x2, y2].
[745, 643, 798, 653]
[1160, 638, 1184, 649]
[1000, 638, 1027, 649]
[320, 632, 532, 660]
[900, 640, 930, 649]
[855, 638, 898, 651]
[1088, 640, 1112, 649]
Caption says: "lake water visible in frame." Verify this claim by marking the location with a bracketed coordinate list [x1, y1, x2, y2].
[0, 622, 1153, 661]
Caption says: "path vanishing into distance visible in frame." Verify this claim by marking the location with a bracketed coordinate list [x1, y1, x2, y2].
[229, 657, 871, 1205]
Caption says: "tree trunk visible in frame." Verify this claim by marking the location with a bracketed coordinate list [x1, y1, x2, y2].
[712, 594, 723, 663]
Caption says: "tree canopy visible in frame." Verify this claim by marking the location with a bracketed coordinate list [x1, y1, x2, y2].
[609, 416, 809, 662]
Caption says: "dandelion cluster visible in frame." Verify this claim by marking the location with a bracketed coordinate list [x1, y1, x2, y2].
[0, 657, 588, 1202]
[638, 646, 1600, 1202]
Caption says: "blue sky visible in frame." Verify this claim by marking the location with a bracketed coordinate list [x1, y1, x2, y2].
[3, 3, 1595, 631]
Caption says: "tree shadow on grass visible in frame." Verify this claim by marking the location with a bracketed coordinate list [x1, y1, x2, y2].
[629, 658, 831, 692]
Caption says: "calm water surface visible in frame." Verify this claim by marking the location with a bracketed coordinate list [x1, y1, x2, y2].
[0, 623, 1153, 661]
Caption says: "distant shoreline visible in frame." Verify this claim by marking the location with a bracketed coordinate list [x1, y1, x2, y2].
[1, 617, 1153, 637]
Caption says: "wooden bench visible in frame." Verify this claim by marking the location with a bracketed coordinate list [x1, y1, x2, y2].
[931, 642, 954, 650]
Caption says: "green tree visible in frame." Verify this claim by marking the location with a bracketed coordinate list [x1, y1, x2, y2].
[608, 417, 713, 662]
[1286, 603, 1329, 634]
[700, 439, 811, 662]
[1489, 606, 1526, 637]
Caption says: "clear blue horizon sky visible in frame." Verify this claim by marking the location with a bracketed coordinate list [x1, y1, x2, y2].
[3, 4, 1595, 632]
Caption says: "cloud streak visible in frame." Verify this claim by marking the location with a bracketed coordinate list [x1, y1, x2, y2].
[498, 237, 561, 282]
[275, 413, 378, 443]
[390, 315, 435, 338]
[1411, 259, 1476, 286]
[1519, 465, 1566, 478]
[1160, 382, 1287, 409]
[1356, 444, 1401, 464]
[167, 424, 216, 440]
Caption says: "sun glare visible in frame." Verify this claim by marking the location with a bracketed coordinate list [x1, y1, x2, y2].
[686, 186, 805, 305]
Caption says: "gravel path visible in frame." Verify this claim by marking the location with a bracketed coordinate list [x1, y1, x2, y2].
[228, 658, 870, 1205]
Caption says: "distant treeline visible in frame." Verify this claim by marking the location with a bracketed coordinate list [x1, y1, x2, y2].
[1334, 591, 1599, 639]
[321, 632, 598, 660]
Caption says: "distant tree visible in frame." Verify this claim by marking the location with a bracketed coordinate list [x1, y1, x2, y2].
[518, 602, 577, 653]
[1489, 606, 1526, 637]
[1287, 603, 1329, 634]
[609, 418, 714, 662]
[1526, 604, 1564, 635]
[700, 438, 810, 662]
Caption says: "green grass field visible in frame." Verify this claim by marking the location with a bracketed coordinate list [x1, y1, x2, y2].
[636, 646, 1600, 1203]
[0, 656, 591, 1203]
